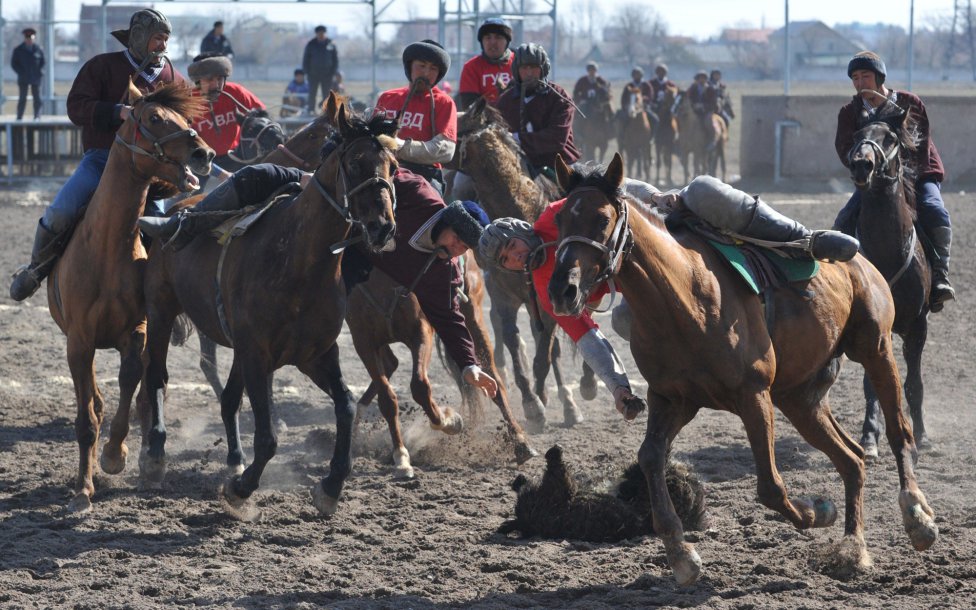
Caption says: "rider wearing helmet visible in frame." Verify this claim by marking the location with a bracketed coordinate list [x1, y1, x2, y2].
[572, 61, 611, 107]
[10, 8, 185, 302]
[457, 17, 514, 110]
[834, 50, 954, 311]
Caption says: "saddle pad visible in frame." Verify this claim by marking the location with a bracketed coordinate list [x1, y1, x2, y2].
[213, 189, 299, 245]
[707, 239, 819, 295]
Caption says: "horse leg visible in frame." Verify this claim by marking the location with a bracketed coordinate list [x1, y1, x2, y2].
[303, 343, 358, 516]
[198, 334, 223, 400]
[638, 392, 700, 585]
[100, 325, 146, 475]
[859, 373, 882, 458]
[489, 301, 507, 372]
[498, 298, 546, 432]
[140, 297, 179, 490]
[66, 336, 98, 512]
[546, 336, 584, 427]
[356, 345, 399, 410]
[220, 357, 247, 475]
[410, 326, 463, 436]
[901, 317, 928, 448]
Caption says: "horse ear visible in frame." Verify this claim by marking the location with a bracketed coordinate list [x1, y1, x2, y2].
[554, 154, 573, 192]
[471, 96, 487, 114]
[235, 111, 246, 123]
[324, 92, 341, 125]
[606, 153, 624, 188]
[337, 102, 351, 134]
[126, 78, 143, 105]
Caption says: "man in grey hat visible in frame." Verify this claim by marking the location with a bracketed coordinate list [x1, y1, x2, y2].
[11, 28, 45, 120]
[9, 8, 186, 302]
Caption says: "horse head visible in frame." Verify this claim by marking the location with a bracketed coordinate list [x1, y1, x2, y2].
[458, 95, 495, 136]
[118, 79, 215, 192]
[548, 153, 629, 316]
[848, 109, 914, 190]
[314, 102, 399, 251]
[229, 108, 286, 164]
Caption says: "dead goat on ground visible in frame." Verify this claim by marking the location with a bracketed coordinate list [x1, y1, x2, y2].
[498, 445, 707, 542]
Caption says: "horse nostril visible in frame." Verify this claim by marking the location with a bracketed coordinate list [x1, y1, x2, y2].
[562, 283, 579, 303]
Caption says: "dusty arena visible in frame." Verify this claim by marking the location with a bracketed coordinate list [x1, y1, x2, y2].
[0, 184, 974, 609]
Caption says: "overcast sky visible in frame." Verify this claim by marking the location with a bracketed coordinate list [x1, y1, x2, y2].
[0, 0, 959, 41]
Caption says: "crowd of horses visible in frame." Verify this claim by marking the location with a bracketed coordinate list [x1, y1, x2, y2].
[30, 82, 940, 587]
[573, 83, 728, 186]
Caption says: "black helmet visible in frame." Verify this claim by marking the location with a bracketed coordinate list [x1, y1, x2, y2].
[847, 51, 887, 85]
[511, 43, 551, 86]
[402, 39, 451, 85]
[111, 8, 171, 61]
[477, 17, 513, 45]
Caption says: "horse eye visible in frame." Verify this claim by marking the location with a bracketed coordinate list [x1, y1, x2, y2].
[150, 114, 161, 124]
[598, 217, 610, 231]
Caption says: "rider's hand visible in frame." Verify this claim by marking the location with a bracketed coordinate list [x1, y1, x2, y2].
[463, 366, 498, 399]
[119, 105, 133, 121]
[650, 190, 682, 211]
[613, 386, 646, 421]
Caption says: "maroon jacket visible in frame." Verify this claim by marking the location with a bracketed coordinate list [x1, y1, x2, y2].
[367, 168, 478, 370]
[66, 51, 185, 151]
[620, 80, 653, 114]
[493, 81, 581, 169]
[835, 90, 945, 182]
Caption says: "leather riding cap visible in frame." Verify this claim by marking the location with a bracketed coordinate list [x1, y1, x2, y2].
[111, 9, 172, 61]
[479, 217, 539, 266]
[511, 43, 551, 85]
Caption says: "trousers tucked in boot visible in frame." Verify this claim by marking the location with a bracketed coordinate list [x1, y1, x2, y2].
[138, 178, 244, 251]
[926, 225, 954, 313]
[9, 220, 67, 301]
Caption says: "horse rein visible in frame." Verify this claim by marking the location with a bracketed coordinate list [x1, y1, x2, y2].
[847, 127, 900, 180]
[114, 105, 200, 170]
[227, 117, 286, 164]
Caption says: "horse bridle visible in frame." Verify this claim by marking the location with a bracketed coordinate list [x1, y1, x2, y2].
[847, 123, 901, 181]
[227, 116, 285, 164]
[114, 103, 200, 170]
[553, 186, 633, 310]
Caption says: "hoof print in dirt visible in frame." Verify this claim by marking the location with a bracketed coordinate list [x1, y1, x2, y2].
[499, 444, 708, 542]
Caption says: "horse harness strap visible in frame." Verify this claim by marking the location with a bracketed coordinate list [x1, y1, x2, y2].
[275, 142, 314, 170]
[848, 126, 900, 182]
[886, 225, 918, 289]
[554, 186, 634, 290]
[114, 106, 199, 169]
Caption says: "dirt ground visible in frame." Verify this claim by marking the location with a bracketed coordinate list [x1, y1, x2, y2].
[0, 183, 974, 610]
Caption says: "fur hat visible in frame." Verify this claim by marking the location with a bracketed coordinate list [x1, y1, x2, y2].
[432, 200, 490, 250]
[188, 52, 232, 81]
[478, 18, 513, 44]
[848, 51, 887, 85]
[511, 43, 551, 86]
[111, 9, 171, 60]
[402, 39, 451, 85]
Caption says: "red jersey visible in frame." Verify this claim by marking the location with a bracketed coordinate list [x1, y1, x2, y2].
[531, 199, 610, 342]
[374, 85, 457, 144]
[459, 54, 514, 104]
[191, 82, 265, 156]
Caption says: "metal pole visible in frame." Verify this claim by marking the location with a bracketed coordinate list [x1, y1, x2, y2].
[551, 0, 558, 78]
[371, 0, 377, 104]
[43, 0, 55, 114]
[1, 1, 6, 111]
[908, 0, 915, 91]
[101, 2, 108, 55]
[784, 0, 791, 96]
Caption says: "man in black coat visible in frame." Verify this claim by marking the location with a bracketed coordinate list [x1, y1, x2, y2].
[302, 25, 339, 114]
[11, 28, 45, 120]
[200, 21, 234, 58]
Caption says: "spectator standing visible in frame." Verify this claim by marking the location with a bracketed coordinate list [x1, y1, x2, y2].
[302, 25, 339, 114]
[200, 20, 234, 58]
[11, 28, 45, 120]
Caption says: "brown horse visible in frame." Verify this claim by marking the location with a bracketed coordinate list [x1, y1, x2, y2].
[617, 85, 652, 180]
[455, 97, 587, 430]
[141, 102, 398, 517]
[45, 81, 213, 512]
[547, 154, 937, 585]
[574, 93, 614, 163]
[654, 83, 680, 186]
[847, 109, 933, 454]
[674, 93, 727, 182]
[347, 254, 537, 477]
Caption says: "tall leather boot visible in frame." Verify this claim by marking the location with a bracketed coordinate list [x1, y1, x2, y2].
[138, 179, 243, 251]
[743, 197, 860, 262]
[927, 225, 955, 313]
[9, 220, 65, 301]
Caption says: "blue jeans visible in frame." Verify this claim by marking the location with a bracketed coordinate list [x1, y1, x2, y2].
[833, 178, 950, 236]
[42, 148, 166, 232]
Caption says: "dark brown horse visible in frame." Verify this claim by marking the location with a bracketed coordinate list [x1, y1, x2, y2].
[674, 93, 726, 182]
[141, 102, 398, 517]
[617, 85, 652, 180]
[847, 109, 932, 454]
[547, 153, 937, 585]
[45, 81, 213, 512]
[347, 254, 537, 477]
[574, 93, 614, 163]
[654, 83, 680, 186]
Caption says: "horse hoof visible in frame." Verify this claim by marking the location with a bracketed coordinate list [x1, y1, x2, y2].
[394, 465, 416, 479]
[138, 448, 166, 489]
[275, 418, 288, 434]
[667, 542, 702, 587]
[100, 444, 128, 475]
[861, 442, 879, 460]
[392, 447, 415, 479]
[796, 496, 838, 528]
[432, 408, 463, 435]
[522, 396, 546, 423]
[221, 478, 261, 522]
[226, 463, 245, 477]
[900, 491, 938, 551]
[514, 442, 539, 465]
[563, 406, 585, 428]
[813, 535, 872, 580]
[67, 492, 93, 514]
[917, 434, 932, 451]
[579, 377, 598, 401]
[311, 482, 339, 516]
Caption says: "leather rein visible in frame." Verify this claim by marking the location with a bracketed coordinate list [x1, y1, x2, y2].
[114, 104, 200, 173]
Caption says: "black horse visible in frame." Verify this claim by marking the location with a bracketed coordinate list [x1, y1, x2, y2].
[227, 108, 287, 165]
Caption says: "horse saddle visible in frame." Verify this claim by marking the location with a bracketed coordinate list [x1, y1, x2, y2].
[213, 182, 303, 245]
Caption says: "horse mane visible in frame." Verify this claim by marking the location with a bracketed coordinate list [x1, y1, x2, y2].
[140, 82, 207, 123]
[319, 114, 399, 160]
[564, 162, 624, 201]
[873, 104, 920, 212]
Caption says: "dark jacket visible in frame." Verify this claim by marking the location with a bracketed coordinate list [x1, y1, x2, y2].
[620, 80, 652, 113]
[493, 81, 580, 169]
[200, 31, 234, 58]
[66, 51, 185, 151]
[367, 168, 478, 370]
[11, 42, 44, 85]
[835, 90, 945, 182]
[302, 37, 339, 77]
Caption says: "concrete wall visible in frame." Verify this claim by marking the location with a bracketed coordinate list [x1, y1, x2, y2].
[741, 95, 976, 185]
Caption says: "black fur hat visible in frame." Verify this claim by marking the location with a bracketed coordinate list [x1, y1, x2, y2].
[188, 52, 232, 81]
[432, 200, 490, 250]
[477, 17, 513, 44]
[402, 39, 451, 85]
[848, 51, 887, 85]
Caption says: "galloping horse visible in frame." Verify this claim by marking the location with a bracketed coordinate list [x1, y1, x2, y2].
[673, 93, 726, 182]
[653, 83, 680, 186]
[141, 103, 398, 517]
[547, 153, 937, 585]
[227, 108, 287, 165]
[346, 254, 537, 477]
[455, 97, 586, 430]
[46, 81, 213, 512]
[617, 85, 652, 180]
[847, 108, 933, 454]
[574, 93, 614, 163]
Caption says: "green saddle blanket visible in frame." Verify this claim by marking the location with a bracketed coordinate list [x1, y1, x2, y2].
[707, 239, 819, 295]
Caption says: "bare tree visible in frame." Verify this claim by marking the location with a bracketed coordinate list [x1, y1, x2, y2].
[610, 3, 667, 67]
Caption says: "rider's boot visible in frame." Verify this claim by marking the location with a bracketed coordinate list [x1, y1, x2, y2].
[9, 220, 67, 301]
[744, 197, 860, 262]
[927, 225, 955, 313]
[138, 180, 242, 251]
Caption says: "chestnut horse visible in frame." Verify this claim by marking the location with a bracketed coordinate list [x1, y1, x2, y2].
[347, 255, 537, 477]
[617, 85, 652, 180]
[141, 104, 398, 517]
[674, 92, 727, 182]
[45, 81, 213, 512]
[547, 154, 937, 585]
[654, 83, 680, 186]
[847, 109, 933, 454]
